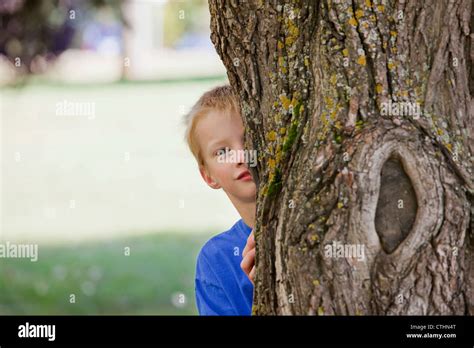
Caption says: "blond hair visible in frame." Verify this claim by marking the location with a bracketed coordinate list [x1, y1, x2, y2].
[183, 85, 239, 166]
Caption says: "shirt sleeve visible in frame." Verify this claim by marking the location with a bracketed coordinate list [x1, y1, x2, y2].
[195, 278, 236, 315]
[194, 245, 236, 315]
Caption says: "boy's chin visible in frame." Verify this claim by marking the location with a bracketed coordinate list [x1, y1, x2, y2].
[238, 190, 257, 203]
[224, 188, 256, 204]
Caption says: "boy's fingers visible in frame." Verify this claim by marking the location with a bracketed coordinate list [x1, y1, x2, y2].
[249, 266, 256, 284]
[247, 231, 255, 248]
[240, 248, 255, 274]
[242, 231, 254, 257]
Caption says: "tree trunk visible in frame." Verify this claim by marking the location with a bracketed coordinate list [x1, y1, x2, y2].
[208, 0, 473, 315]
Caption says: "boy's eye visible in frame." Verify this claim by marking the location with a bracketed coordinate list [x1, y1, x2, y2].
[215, 148, 227, 156]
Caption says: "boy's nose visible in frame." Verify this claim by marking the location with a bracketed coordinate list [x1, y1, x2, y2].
[236, 148, 246, 166]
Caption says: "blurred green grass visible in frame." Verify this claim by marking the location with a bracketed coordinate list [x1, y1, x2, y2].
[0, 77, 231, 315]
[0, 232, 213, 315]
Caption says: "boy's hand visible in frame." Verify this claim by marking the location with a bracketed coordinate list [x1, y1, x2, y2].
[241, 231, 255, 284]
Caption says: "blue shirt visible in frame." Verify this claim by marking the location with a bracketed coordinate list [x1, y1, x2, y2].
[195, 219, 254, 315]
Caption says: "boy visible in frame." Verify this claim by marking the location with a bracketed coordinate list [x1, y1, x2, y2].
[184, 85, 256, 315]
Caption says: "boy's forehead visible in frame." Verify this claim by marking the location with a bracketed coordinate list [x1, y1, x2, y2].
[199, 110, 243, 135]
[197, 109, 244, 148]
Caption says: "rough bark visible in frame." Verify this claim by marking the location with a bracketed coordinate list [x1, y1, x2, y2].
[209, 0, 473, 315]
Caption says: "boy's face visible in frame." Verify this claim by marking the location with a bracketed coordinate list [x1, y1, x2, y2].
[196, 109, 256, 204]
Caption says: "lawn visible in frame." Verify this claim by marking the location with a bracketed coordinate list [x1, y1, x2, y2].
[0, 77, 235, 315]
[0, 231, 213, 315]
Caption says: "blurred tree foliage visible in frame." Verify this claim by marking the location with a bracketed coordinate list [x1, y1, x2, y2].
[162, 0, 208, 48]
[0, 0, 124, 74]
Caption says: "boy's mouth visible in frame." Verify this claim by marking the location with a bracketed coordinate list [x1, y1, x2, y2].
[236, 170, 252, 181]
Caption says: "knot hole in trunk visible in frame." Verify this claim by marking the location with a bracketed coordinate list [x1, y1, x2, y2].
[374, 154, 418, 253]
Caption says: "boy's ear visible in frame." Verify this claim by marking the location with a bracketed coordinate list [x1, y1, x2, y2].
[199, 165, 221, 190]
